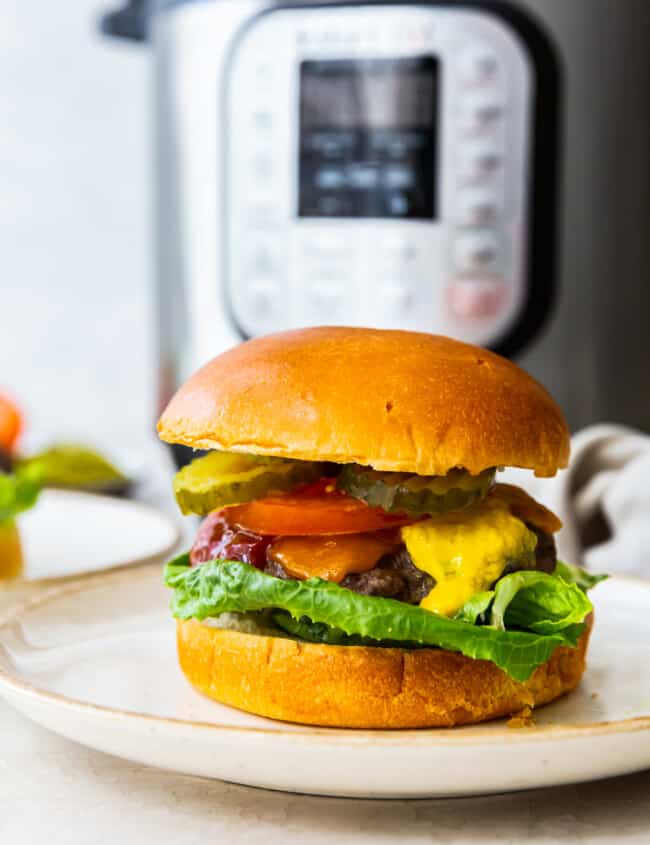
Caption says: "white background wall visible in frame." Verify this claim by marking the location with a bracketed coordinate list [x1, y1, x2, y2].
[0, 1, 153, 449]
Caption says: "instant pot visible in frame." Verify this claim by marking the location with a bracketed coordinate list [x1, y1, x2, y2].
[102, 0, 650, 433]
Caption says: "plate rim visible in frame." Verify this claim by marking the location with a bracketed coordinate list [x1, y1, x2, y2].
[1, 563, 649, 747]
[15, 490, 182, 586]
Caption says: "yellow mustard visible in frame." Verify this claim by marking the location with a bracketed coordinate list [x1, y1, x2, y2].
[401, 498, 537, 617]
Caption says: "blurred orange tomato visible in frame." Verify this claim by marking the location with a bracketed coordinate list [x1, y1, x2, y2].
[0, 395, 22, 451]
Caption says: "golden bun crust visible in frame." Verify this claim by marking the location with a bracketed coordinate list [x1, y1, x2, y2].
[176, 616, 591, 729]
[158, 327, 569, 477]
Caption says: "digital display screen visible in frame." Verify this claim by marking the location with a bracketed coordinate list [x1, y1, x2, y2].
[299, 57, 438, 219]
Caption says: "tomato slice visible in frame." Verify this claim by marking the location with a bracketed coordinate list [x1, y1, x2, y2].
[0, 394, 22, 452]
[226, 478, 416, 536]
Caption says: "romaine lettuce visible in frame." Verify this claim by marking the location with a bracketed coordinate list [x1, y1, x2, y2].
[453, 591, 494, 625]
[489, 570, 593, 634]
[554, 560, 608, 592]
[165, 555, 594, 682]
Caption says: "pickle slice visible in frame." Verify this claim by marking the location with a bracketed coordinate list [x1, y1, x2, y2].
[173, 451, 325, 516]
[336, 465, 495, 517]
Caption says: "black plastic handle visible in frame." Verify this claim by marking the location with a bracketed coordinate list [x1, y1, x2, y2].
[99, 0, 148, 42]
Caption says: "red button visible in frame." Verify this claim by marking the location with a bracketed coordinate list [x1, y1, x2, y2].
[448, 280, 507, 320]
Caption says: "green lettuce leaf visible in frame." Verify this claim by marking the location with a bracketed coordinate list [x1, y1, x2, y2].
[489, 570, 593, 634]
[453, 561, 603, 634]
[272, 612, 437, 648]
[554, 560, 608, 592]
[273, 614, 378, 646]
[0, 464, 42, 525]
[454, 591, 494, 625]
[164, 558, 584, 682]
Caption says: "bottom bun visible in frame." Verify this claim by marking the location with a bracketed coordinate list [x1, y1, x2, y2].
[176, 616, 592, 729]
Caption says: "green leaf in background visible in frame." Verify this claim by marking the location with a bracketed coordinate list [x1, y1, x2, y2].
[490, 570, 593, 634]
[0, 463, 42, 524]
[554, 560, 608, 592]
[164, 559, 585, 682]
[18, 444, 128, 493]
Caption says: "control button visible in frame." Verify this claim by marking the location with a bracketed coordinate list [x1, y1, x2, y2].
[308, 283, 343, 315]
[342, 28, 361, 45]
[251, 110, 273, 131]
[459, 94, 505, 134]
[315, 167, 346, 190]
[387, 193, 410, 216]
[384, 165, 415, 190]
[381, 283, 416, 315]
[247, 240, 278, 278]
[459, 46, 499, 86]
[322, 138, 349, 159]
[386, 136, 409, 158]
[247, 279, 277, 317]
[364, 25, 379, 43]
[252, 155, 273, 182]
[322, 28, 341, 44]
[306, 263, 346, 283]
[307, 133, 355, 159]
[448, 279, 508, 320]
[253, 62, 274, 92]
[299, 233, 352, 261]
[348, 164, 380, 190]
[453, 230, 503, 274]
[316, 195, 350, 216]
[400, 23, 434, 49]
[381, 237, 418, 265]
[456, 187, 503, 225]
[458, 141, 503, 183]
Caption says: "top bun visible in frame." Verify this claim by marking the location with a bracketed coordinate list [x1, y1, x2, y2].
[158, 327, 569, 477]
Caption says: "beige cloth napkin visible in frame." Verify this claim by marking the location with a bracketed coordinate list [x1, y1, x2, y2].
[503, 424, 650, 575]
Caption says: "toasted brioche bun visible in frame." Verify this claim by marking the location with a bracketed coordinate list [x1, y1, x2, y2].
[176, 616, 591, 729]
[158, 327, 569, 477]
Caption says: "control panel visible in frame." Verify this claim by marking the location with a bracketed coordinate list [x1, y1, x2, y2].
[224, 5, 532, 348]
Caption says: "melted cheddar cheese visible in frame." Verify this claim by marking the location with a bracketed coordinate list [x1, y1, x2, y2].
[267, 532, 401, 583]
[401, 498, 537, 617]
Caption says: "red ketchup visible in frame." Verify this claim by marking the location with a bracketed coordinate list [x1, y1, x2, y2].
[189, 510, 271, 569]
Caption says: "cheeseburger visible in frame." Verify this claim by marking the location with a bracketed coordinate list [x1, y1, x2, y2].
[159, 327, 604, 729]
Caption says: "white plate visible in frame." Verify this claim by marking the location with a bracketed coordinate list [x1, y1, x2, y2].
[0, 566, 648, 799]
[15, 490, 181, 581]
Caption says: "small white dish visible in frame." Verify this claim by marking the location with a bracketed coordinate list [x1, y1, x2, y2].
[15, 490, 181, 582]
[0, 566, 648, 799]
